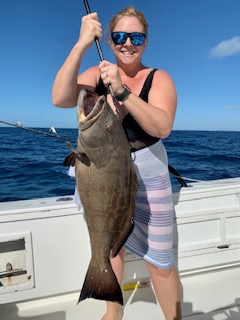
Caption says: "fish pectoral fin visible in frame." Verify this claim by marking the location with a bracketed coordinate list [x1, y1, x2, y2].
[63, 141, 79, 166]
[78, 259, 123, 305]
[63, 151, 90, 167]
[63, 142, 90, 167]
[111, 166, 138, 257]
[63, 152, 77, 167]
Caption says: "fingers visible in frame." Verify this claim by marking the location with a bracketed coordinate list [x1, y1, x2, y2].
[79, 13, 102, 47]
[84, 12, 102, 39]
[99, 60, 109, 71]
[99, 61, 124, 94]
[99, 61, 112, 85]
[99, 61, 116, 80]
[101, 70, 109, 85]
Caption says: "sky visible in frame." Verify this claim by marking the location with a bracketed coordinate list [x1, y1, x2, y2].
[0, 0, 239, 131]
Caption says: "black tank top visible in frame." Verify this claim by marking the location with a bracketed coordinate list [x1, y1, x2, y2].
[95, 68, 159, 146]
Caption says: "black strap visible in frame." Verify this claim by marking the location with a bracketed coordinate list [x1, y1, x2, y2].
[168, 165, 188, 187]
[139, 68, 157, 102]
[95, 68, 158, 100]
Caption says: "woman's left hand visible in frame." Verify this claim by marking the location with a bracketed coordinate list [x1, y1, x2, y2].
[99, 60, 124, 96]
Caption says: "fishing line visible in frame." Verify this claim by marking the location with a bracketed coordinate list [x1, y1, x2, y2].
[1, 119, 221, 186]
[0, 120, 77, 143]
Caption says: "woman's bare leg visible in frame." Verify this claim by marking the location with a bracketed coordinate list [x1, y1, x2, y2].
[145, 262, 182, 320]
[101, 247, 125, 320]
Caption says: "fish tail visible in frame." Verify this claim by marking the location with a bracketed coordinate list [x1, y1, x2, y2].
[78, 259, 123, 305]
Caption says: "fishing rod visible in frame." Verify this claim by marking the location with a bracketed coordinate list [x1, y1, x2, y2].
[83, 0, 104, 61]
[0, 2, 112, 142]
[0, 120, 77, 143]
[83, 0, 117, 106]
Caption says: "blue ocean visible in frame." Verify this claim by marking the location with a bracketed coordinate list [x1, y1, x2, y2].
[0, 127, 240, 202]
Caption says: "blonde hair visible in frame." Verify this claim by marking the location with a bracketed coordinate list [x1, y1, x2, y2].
[108, 6, 148, 35]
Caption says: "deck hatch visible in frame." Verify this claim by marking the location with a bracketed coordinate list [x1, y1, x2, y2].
[0, 232, 34, 294]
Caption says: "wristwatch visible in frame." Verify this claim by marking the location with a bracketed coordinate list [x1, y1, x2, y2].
[116, 85, 131, 101]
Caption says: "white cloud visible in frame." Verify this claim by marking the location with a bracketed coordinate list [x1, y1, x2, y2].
[209, 35, 240, 58]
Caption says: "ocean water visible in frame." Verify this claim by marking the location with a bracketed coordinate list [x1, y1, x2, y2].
[0, 127, 240, 202]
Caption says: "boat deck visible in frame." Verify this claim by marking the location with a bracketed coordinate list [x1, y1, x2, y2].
[1, 177, 240, 319]
[1, 265, 240, 320]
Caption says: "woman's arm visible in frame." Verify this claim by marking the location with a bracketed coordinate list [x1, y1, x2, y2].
[123, 70, 177, 139]
[99, 60, 177, 139]
[52, 13, 102, 108]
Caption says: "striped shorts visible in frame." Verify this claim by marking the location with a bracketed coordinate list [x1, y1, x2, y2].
[125, 140, 175, 270]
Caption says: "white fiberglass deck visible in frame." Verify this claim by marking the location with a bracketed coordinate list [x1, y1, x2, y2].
[0, 266, 240, 320]
[0, 178, 240, 319]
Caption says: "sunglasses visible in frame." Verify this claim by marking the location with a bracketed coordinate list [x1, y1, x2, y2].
[111, 32, 147, 46]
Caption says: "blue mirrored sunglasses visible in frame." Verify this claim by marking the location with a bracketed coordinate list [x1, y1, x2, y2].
[111, 32, 147, 46]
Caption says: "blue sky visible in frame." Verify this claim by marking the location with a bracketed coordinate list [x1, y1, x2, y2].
[0, 0, 239, 131]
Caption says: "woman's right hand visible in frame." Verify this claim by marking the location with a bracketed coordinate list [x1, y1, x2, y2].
[78, 12, 102, 50]
[52, 13, 102, 108]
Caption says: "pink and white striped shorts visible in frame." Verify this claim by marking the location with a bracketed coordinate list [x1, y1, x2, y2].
[125, 140, 174, 269]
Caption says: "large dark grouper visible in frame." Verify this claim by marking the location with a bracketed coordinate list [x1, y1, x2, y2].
[64, 89, 137, 305]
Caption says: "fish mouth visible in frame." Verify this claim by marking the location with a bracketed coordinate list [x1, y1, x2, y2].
[77, 90, 106, 129]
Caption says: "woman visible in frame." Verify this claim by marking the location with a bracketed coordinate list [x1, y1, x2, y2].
[52, 6, 181, 320]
